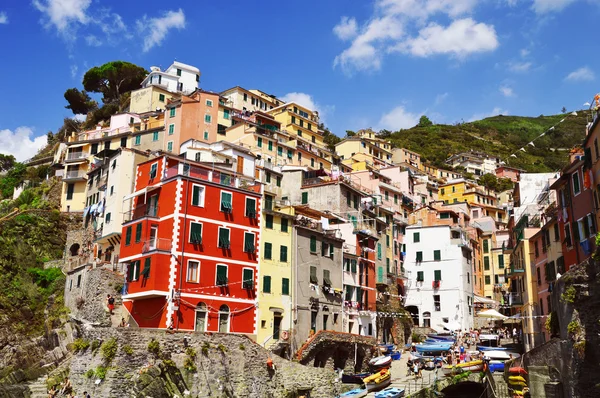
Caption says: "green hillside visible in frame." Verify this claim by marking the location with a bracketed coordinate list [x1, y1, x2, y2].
[385, 111, 592, 173]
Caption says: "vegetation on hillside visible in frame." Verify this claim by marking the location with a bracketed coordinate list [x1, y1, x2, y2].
[383, 111, 591, 172]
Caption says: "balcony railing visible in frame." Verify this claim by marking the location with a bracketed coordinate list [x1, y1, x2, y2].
[124, 204, 159, 223]
[65, 151, 89, 161]
[507, 265, 525, 276]
[165, 164, 262, 194]
[64, 170, 87, 180]
[141, 238, 172, 253]
[508, 292, 523, 306]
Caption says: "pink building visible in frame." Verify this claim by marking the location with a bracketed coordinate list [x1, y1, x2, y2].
[495, 166, 523, 182]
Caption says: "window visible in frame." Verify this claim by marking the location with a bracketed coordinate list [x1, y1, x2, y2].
[187, 260, 200, 282]
[191, 185, 205, 207]
[554, 223, 560, 241]
[135, 223, 142, 243]
[134, 135, 141, 146]
[433, 295, 441, 311]
[170, 108, 176, 117]
[483, 239, 489, 253]
[280, 218, 289, 234]
[176, 68, 182, 76]
[310, 236, 317, 253]
[485, 275, 491, 285]
[351, 259, 357, 273]
[564, 223, 573, 247]
[202, 131, 208, 140]
[287, 149, 293, 159]
[105, 212, 111, 223]
[216, 264, 228, 286]
[282, 278, 290, 295]
[127, 260, 141, 282]
[204, 114, 212, 123]
[220, 191, 233, 213]
[434, 270, 442, 281]
[244, 232, 255, 253]
[218, 228, 230, 249]
[206, 99, 213, 107]
[66, 183, 74, 200]
[309, 266, 318, 284]
[377, 243, 382, 260]
[268, 141, 273, 151]
[91, 143, 98, 155]
[125, 226, 132, 246]
[167, 141, 173, 152]
[264, 242, 272, 260]
[263, 275, 271, 293]
[277, 146, 283, 157]
[573, 171, 581, 195]
[413, 232, 420, 243]
[190, 222, 202, 244]
[152, 131, 159, 141]
[265, 172, 271, 183]
[416, 271, 424, 282]
[484, 257, 490, 270]
[498, 254, 504, 268]
[276, 176, 281, 187]
[242, 269, 254, 289]
[159, 94, 165, 102]
[353, 195, 359, 209]
[245, 197, 256, 218]
[168, 124, 175, 135]
[467, 272, 470, 284]
[416, 251, 423, 262]
[323, 269, 331, 286]
[280, 245, 288, 262]
[265, 214, 274, 229]
[302, 192, 308, 204]
[434, 250, 441, 261]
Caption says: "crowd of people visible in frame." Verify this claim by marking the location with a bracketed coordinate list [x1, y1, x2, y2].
[46, 378, 92, 398]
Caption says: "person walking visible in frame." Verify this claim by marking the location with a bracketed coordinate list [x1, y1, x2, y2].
[107, 294, 115, 316]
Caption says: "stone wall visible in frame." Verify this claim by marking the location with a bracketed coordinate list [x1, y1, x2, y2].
[69, 328, 340, 398]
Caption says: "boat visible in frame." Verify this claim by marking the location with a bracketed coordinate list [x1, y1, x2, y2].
[341, 372, 371, 384]
[363, 369, 392, 392]
[390, 351, 401, 360]
[427, 334, 455, 342]
[375, 387, 405, 398]
[477, 345, 508, 351]
[442, 360, 484, 376]
[483, 350, 520, 361]
[369, 356, 392, 370]
[509, 367, 528, 375]
[488, 360, 505, 373]
[338, 387, 368, 398]
[508, 375, 527, 384]
[415, 342, 452, 353]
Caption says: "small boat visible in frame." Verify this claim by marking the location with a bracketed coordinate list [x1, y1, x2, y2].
[369, 356, 392, 369]
[415, 342, 452, 353]
[338, 387, 368, 398]
[509, 367, 528, 375]
[442, 360, 484, 376]
[477, 345, 508, 351]
[375, 387, 405, 398]
[488, 360, 505, 373]
[341, 372, 371, 384]
[390, 351, 401, 360]
[363, 369, 392, 392]
[483, 350, 519, 361]
[508, 375, 527, 384]
[427, 334, 455, 342]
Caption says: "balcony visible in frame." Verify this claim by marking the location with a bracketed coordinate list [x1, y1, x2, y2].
[63, 170, 87, 181]
[124, 204, 159, 223]
[75, 126, 133, 142]
[65, 152, 89, 163]
[165, 164, 262, 194]
[508, 292, 523, 306]
[507, 265, 525, 277]
[141, 238, 172, 253]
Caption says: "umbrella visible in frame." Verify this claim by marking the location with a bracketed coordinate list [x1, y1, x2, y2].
[438, 320, 461, 331]
[476, 309, 507, 320]
[503, 316, 522, 324]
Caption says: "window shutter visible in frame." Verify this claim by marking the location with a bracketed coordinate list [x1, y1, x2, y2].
[302, 192, 308, 204]
[219, 228, 230, 248]
[282, 278, 289, 295]
[192, 186, 200, 205]
[134, 260, 141, 281]
[414, 232, 420, 243]
[281, 218, 288, 232]
[416, 251, 423, 262]
[573, 222, 580, 242]
[483, 239, 489, 253]
[266, 215, 273, 229]
[127, 262, 134, 281]
[244, 233, 255, 253]
[243, 269, 253, 289]
[377, 243, 382, 259]
[190, 223, 202, 244]
[216, 265, 228, 285]
[280, 246, 288, 262]
[377, 267, 383, 283]
[142, 257, 151, 278]
[310, 266, 318, 284]
[264, 242, 272, 259]
[351, 259, 357, 273]
[321, 242, 326, 256]
[125, 226, 132, 246]
[417, 271, 424, 282]
[135, 223, 142, 243]
[329, 243, 334, 260]
[221, 192, 232, 212]
[434, 270, 442, 281]
[484, 257, 490, 270]
[434, 250, 441, 261]
[310, 236, 317, 252]
[323, 269, 331, 286]
[246, 198, 256, 218]
[263, 275, 271, 293]
[498, 254, 504, 268]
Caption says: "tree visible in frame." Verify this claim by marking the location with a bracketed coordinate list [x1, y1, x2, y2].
[321, 127, 342, 152]
[64, 88, 97, 115]
[418, 115, 433, 127]
[0, 154, 16, 172]
[345, 130, 357, 137]
[478, 173, 500, 191]
[561, 106, 567, 113]
[82, 61, 148, 104]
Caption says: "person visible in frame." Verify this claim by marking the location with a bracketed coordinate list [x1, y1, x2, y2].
[417, 361, 424, 378]
[83, 392, 91, 398]
[47, 385, 57, 398]
[406, 353, 414, 377]
[107, 294, 115, 315]
[119, 317, 127, 327]
[413, 360, 420, 378]
[59, 378, 72, 395]
[513, 327, 517, 343]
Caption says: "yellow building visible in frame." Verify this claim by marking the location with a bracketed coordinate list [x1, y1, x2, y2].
[336, 130, 393, 171]
[439, 179, 506, 222]
[220, 86, 283, 113]
[130, 85, 179, 114]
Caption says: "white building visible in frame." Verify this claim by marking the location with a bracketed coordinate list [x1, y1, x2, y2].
[220, 86, 283, 112]
[404, 225, 474, 331]
[141, 61, 200, 95]
[446, 152, 499, 178]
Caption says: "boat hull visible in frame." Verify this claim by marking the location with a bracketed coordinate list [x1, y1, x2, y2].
[339, 387, 368, 398]
[415, 343, 452, 353]
[341, 373, 370, 384]
[374, 387, 405, 398]
[442, 360, 484, 376]
[365, 377, 392, 392]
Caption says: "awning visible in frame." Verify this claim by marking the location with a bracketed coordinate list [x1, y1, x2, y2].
[474, 295, 498, 305]
[122, 185, 160, 201]
[67, 143, 87, 149]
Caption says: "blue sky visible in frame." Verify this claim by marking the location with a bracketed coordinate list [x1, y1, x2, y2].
[0, 0, 598, 161]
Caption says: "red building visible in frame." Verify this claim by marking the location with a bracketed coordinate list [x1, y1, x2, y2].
[550, 157, 596, 270]
[120, 154, 262, 334]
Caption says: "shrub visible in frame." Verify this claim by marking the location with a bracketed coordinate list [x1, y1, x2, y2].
[84, 369, 95, 379]
[545, 314, 553, 332]
[101, 338, 118, 364]
[217, 344, 228, 354]
[91, 340, 100, 353]
[114, 283, 123, 294]
[122, 345, 134, 356]
[72, 338, 90, 353]
[411, 332, 423, 343]
[574, 340, 586, 356]
[184, 356, 197, 373]
[147, 339, 160, 357]
[185, 347, 197, 359]
[94, 366, 108, 380]
[201, 342, 210, 355]
[561, 286, 576, 303]
[567, 320, 581, 336]
[239, 343, 245, 351]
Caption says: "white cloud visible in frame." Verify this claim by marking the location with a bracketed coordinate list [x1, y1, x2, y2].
[377, 0, 477, 19]
[85, 35, 102, 47]
[377, 105, 420, 130]
[280, 92, 334, 122]
[434, 93, 449, 105]
[393, 18, 498, 58]
[468, 107, 509, 122]
[532, 0, 577, 13]
[32, 0, 91, 36]
[520, 48, 530, 57]
[70, 64, 78, 79]
[0, 12, 8, 24]
[565, 66, 595, 82]
[508, 61, 532, 72]
[0, 127, 47, 162]
[137, 9, 186, 52]
[499, 85, 515, 97]
[333, 16, 358, 41]
[73, 114, 87, 122]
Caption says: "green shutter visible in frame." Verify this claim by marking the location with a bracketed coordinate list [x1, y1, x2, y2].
[125, 226, 132, 246]
[434, 270, 442, 281]
[257, 137, 262, 147]
[280, 245, 288, 262]
[484, 257, 490, 270]
[416, 251, 423, 262]
[268, 141, 273, 151]
[263, 275, 271, 293]
[192, 186, 201, 206]
[190, 223, 202, 244]
[281, 218, 288, 232]
[310, 266, 318, 283]
[264, 242, 272, 259]
[218, 228, 230, 248]
[244, 233, 255, 253]
[351, 259, 357, 273]
[434, 250, 441, 261]
[221, 192, 232, 212]
[414, 232, 420, 242]
[323, 269, 331, 286]
[216, 265, 228, 285]
[310, 236, 317, 252]
[282, 278, 289, 295]
[243, 269, 254, 289]
[135, 223, 142, 243]
[142, 257, 151, 278]
[276, 176, 281, 187]
[377, 267, 384, 283]
[266, 215, 273, 229]
[483, 239, 489, 253]
[377, 243, 382, 259]
[127, 261, 135, 281]
[485, 275, 491, 285]
[245, 198, 256, 218]
[498, 254, 504, 268]
[417, 271, 424, 281]
[301, 192, 308, 204]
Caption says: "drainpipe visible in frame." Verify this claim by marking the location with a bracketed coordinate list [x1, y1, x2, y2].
[175, 161, 190, 331]
[293, 221, 298, 355]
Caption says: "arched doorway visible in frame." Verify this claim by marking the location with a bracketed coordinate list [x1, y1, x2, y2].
[69, 243, 80, 256]
[195, 302, 207, 332]
[218, 304, 230, 333]
[406, 305, 419, 325]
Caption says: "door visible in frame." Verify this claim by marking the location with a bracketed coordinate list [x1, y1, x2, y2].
[149, 226, 157, 249]
[195, 303, 207, 332]
[273, 315, 282, 340]
[219, 305, 230, 333]
[148, 195, 158, 217]
[237, 156, 244, 174]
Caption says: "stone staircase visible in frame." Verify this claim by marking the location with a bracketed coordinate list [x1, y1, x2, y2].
[27, 377, 48, 398]
[26, 355, 73, 398]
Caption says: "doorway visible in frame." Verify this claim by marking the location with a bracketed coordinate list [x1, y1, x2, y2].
[195, 302, 207, 332]
[273, 314, 282, 340]
[219, 305, 230, 333]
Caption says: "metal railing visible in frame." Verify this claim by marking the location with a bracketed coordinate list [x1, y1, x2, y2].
[64, 170, 86, 179]
[508, 292, 523, 306]
[124, 204, 159, 222]
[141, 238, 172, 252]
[66, 151, 89, 161]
